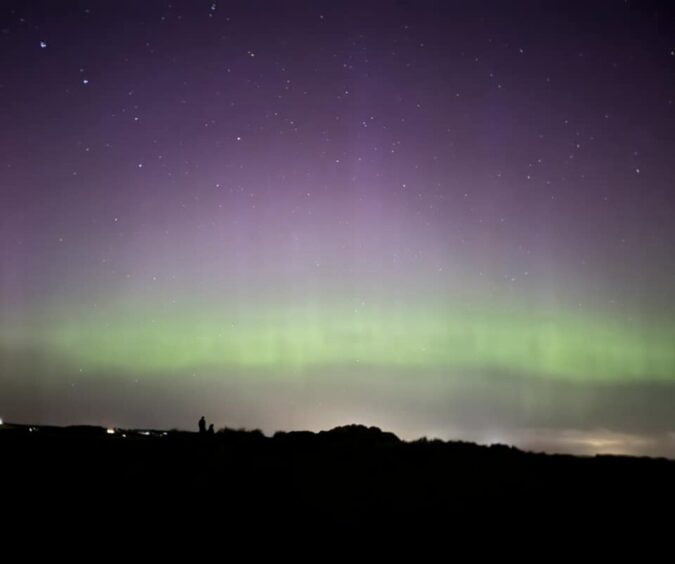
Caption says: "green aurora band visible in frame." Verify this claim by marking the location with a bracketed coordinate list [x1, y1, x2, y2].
[33, 301, 675, 383]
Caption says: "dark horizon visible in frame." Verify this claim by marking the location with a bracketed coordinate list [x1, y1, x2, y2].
[4, 417, 675, 463]
[2, 415, 675, 460]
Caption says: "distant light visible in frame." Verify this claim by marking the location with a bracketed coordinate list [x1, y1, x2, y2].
[40, 41, 47, 49]
[140, 431, 150, 436]
[106, 428, 115, 435]
[82, 79, 89, 85]
[0, 417, 3, 425]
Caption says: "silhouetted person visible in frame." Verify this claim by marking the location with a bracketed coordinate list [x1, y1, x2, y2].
[207, 424, 215, 436]
[198, 416, 206, 434]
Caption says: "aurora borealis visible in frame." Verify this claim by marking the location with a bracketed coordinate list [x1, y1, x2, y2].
[2, 1, 675, 457]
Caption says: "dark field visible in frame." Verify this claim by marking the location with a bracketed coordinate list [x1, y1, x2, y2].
[3, 422, 674, 536]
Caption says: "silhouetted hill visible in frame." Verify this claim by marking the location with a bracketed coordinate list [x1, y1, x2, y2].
[2, 421, 674, 535]
[274, 423, 401, 446]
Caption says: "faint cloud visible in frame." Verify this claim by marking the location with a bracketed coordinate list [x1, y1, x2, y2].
[515, 427, 662, 457]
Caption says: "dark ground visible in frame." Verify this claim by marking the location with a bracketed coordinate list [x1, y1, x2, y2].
[2, 422, 673, 542]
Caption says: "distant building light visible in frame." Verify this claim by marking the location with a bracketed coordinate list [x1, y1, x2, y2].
[140, 431, 151, 436]
[106, 428, 116, 435]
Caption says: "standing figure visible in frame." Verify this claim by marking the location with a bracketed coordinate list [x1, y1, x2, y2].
[198, 415, 206, 434]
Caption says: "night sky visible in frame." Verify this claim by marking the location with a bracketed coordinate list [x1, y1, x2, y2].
[2, 0, 675, 457]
